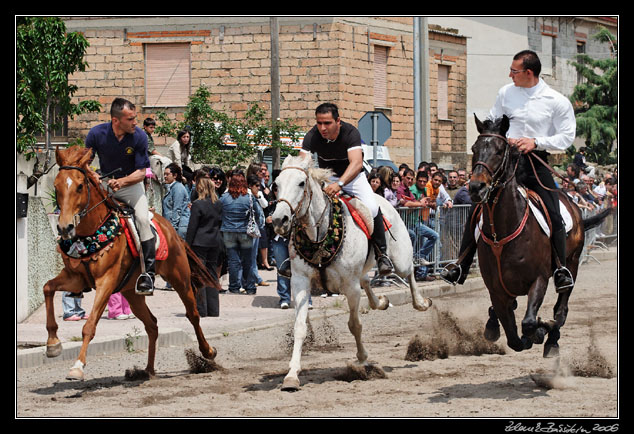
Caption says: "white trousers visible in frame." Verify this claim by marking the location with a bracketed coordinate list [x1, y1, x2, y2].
[330, 171, 379, 218]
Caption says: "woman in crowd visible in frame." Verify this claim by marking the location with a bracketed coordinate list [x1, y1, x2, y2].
[246, 175, 268, 288]
[162, 163, 190, 239]
[384, 173, 401, 208]
[219, 172, 263, 295]
[186, 177, 223, 316]
[168, 129, 193, 170]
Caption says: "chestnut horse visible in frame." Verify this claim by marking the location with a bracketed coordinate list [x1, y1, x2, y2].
[44, 146, 218, 380]
[469, 116, 609, 357]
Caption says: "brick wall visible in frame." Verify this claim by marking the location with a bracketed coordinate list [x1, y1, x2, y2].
[66, 17, 468, 169]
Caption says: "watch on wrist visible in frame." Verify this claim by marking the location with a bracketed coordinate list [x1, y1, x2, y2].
[337, 181, 344, 188]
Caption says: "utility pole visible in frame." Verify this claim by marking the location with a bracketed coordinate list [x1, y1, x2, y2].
[270, 17, 281, 170]
[413, 17, 431, 168]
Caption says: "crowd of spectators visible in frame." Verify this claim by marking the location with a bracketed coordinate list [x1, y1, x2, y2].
[141, 124, 617, 312]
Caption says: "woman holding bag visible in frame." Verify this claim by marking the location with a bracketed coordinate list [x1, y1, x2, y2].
[219, 173, 263, 295]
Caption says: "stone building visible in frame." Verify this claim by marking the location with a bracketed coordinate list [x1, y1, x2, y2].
[62, 16, 468, 169]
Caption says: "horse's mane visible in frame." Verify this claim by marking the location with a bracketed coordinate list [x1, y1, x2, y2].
[282, 154, 333, 186]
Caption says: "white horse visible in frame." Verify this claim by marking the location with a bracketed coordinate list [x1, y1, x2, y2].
[271, 155, 432, 391]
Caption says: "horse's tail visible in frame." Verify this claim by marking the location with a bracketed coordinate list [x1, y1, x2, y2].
[582, 207, 612, 231]
[184, 242, 220, 293]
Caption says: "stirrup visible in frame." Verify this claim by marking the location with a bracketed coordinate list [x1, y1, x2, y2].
[553, 267, 574, 293]
[278, 258, 292, 279]
[439, 262, 462, 286]
[377, 254, 394, 276]
[135, 273, 154, 296]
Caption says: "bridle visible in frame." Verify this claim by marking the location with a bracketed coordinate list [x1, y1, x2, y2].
[275, 166, 331, 236]
[471, 133, 520, 203]
[275, 166, 314, 220]
[57, 165, 119, 229]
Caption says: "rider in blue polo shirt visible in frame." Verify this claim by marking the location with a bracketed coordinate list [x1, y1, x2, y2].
[85, 98, 155, 295]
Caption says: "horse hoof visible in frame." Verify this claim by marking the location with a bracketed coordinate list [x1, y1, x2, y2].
[66, 367, 85, 381]
[544, 343, 560, 358]
[46, 342, 62, 358]
[531, 327, 547, 345]
[281, 376, 300, 392]
[414, 297, 432, 311]
[483, 326, 500, 342]
[521, 336, 533, 350]
[377, 295, 390, 310]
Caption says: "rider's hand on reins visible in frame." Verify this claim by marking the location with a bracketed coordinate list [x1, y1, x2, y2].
[324, 182, 342, 198]
[509, 137, 537, 154]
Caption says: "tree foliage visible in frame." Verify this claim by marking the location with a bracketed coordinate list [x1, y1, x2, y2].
[568, 26, 617, 165]
[156, 84, 300, 169]
[16, 16, 101, 186]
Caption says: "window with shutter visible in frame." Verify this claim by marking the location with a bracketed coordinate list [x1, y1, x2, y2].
[144, 43, 191, 107]
[437, 65, 449, 120]
[373, 45, 388, 108]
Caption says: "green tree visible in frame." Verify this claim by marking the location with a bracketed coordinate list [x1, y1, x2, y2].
[568, 26, 617, 165]
[16, 16, 101, 188]
[156, 84, 299, 169]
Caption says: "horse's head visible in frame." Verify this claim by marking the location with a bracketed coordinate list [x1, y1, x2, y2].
[469, 115, 515, 203]
[270, 155, 332, 236]
[54, 146, 97, 239]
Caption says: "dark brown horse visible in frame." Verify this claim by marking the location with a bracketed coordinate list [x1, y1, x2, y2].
[469, 115, 609, 357]
[44, 145, 218, 380]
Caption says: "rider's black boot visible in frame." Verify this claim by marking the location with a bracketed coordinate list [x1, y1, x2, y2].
[136, 238, 156, 295]
[371, 209, 393, 276]
[552, 228, 574, 293]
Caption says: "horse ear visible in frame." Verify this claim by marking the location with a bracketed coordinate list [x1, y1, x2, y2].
[79, 147, 94, 168]
[55, 146, 65, 167]
[500, 115, 510, 136]
[474, 113, 485, 133]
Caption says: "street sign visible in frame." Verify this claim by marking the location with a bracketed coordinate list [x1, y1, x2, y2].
[358, 111, 391, 146]
[358, 111, 392, 167]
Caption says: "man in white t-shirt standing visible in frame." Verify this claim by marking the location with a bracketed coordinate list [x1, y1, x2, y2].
[442, 50, 576, 292]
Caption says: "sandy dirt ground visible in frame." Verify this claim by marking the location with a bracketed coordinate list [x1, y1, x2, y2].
[16, 257, 618, 421]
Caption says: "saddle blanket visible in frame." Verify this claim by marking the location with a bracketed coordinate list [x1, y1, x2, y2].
[475, 187, 573, 241]
[339, 195, 391, 239]
[120, 213, 169, 261]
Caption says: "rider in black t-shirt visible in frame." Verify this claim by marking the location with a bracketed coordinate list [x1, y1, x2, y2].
[298, 103, 393, 276]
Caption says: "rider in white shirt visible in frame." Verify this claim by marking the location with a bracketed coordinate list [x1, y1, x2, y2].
[442, 50, 576, 292]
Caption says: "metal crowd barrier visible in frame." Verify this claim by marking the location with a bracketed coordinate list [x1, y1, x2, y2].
[581, 205, 618, 264]
[394, 202, 617, 273]
[396, 204, 473, 275]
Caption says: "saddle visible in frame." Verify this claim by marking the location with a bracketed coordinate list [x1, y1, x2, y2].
[339, 194, 391, 239]
[120, 211, 169, 261]
[474, 186, 573, 241]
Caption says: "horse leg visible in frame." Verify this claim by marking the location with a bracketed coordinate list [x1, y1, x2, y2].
[408, 271, 432, 311]
[67, 281, 113, 381]
[544, 289, 573, 358]
[123, 289, 159, 376]
[491, 296, 526, 352]
[483, 306, 501, 342]
[344, 286, 368, 366]
[43, 269, 85, 358]
[360, 275, 389, 310]
[521, 276, 548, 345]
[282, 282, 311, 392]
